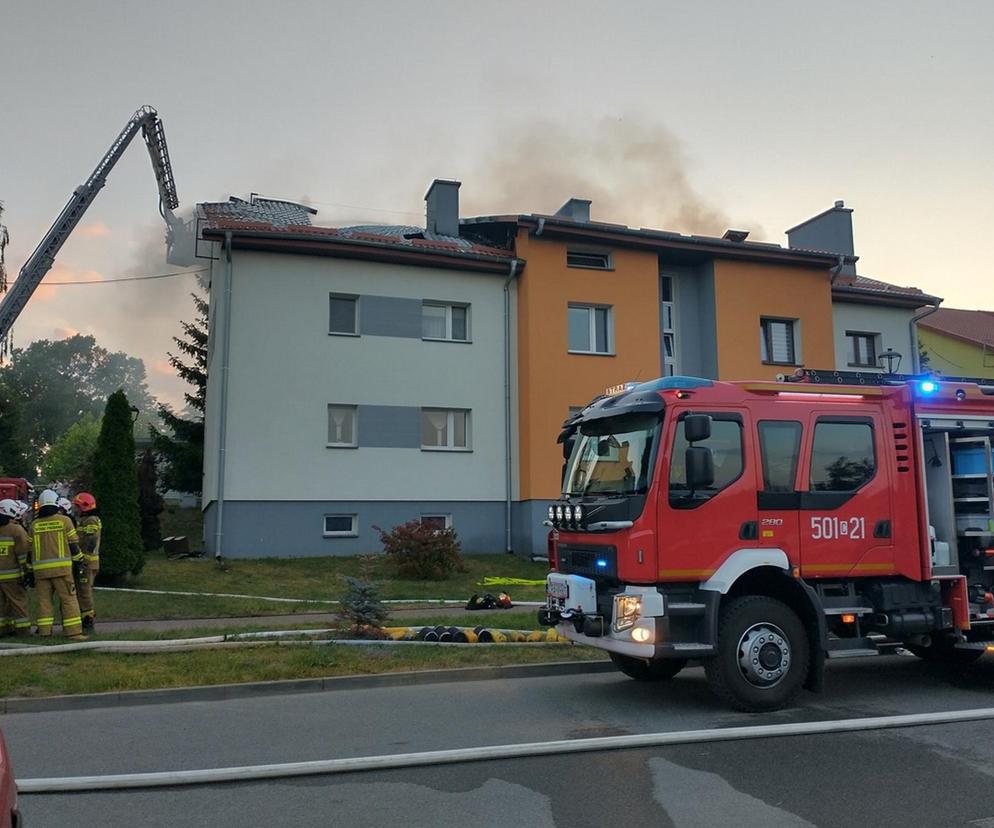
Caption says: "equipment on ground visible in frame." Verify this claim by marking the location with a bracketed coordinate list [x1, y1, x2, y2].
[0, 106, 179, 343]
[540, 373, 994, 711]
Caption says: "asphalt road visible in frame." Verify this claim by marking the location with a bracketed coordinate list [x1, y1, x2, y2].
[7, 653, 994, 827]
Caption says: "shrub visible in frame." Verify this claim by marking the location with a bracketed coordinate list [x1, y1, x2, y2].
[336, 556, 388, 637]
[375, 519, 465, 580]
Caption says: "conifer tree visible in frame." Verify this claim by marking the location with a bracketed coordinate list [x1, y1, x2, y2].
[92, 390, 144, 577]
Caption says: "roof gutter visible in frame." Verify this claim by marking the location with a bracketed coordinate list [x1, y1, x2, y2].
[911, 299, 942, 373]
[503, 259, 522, 554]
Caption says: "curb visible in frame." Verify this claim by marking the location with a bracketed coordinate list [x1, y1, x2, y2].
[0, 659, 613, 714]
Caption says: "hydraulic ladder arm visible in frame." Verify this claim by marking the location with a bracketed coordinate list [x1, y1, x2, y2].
[0, 104, 180, 342]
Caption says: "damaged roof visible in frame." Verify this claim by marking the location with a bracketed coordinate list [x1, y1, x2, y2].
[199, 198, 517, 273]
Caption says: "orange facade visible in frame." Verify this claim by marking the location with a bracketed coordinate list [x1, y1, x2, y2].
[514, 231, 660, 501]
[712, 260, 835, 380]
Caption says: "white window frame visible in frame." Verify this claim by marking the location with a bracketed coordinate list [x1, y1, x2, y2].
[422, 301, 471, 342]
[566, 249, 613, 270]
[329, 293, 359, 336]
[419, 514, 453, 532]
[421, 408, 471, 451]
[568, 304, 614, 355]
[327, 404, 358, 448]
[323, 514, 358, 538]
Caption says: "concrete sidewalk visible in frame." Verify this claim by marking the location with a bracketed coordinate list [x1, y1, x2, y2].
[97, 604, 538, 634]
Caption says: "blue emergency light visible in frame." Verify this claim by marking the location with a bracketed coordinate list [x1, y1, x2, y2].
[596, 559, 608, 569]
[918, 380, 939, 394]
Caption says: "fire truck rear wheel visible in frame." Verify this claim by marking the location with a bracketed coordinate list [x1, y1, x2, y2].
[704, 595, 809, 712]
[609, 652, 688, 681]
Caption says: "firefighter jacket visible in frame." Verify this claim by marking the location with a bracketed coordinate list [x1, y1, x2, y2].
[0, 520, 30, 582]
[77, 514, 102, 566]
[29, 513, 82, 579]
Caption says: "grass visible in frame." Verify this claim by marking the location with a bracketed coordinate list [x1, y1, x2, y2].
[85, 553, 550, 621]
[0, 641, 606, 698]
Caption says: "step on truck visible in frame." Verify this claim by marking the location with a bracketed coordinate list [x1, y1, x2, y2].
[537, 372, 994, 711]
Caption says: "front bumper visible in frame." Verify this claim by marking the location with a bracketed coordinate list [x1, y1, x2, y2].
[541, 572, 717, 659]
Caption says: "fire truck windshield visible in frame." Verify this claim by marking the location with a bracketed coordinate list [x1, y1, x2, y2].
[563, 414, 661, 496]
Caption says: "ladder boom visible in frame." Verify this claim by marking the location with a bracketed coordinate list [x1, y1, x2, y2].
[0, 105, 179, 341]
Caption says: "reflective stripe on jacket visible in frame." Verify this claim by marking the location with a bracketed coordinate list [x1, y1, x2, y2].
[0, 523, 30, 581]
[30, 515, 80, 577]
[77, 515, 102, 564]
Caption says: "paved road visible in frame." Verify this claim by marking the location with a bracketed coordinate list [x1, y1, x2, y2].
[7, 654, 994, 826]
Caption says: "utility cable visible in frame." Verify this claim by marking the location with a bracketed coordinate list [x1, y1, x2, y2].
[41, 267, 208, 286]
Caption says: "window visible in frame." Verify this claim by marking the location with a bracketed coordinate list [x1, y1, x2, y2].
[568, 304, 612, 354]
[846, 331, 878, 367]
[810, 421, 875, 492]
[661, 274, 678, 376]
[758, 421, 803, 492]
[669, 416, 744, 508]
[760, 318, 798, 365]
[566, 250, 611, 270]
[327, 405, 357, 447]
[420, 514, 452, 532]
[422, 302, 469, 341]
[564, 414, 661, 496]
[421, 408, 469, 450]
[329, 294, 358, 335]
[323, 514, 357, 537]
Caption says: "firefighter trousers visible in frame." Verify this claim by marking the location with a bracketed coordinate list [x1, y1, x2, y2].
[35, 574, 83, 637]
[0, 581, 31, 635]
[76, 563, 99, 619]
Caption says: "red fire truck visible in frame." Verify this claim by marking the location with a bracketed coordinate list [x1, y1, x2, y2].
[538, 372, 994, 711]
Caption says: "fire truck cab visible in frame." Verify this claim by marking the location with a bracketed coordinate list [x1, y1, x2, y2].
[538, 373, 994, 711]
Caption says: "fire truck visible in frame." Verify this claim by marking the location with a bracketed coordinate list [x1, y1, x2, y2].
[538, 371, 994, 711]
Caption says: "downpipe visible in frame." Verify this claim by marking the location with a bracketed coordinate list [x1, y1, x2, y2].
[503, 259, 521, 554]
[213, 231, 234, 561]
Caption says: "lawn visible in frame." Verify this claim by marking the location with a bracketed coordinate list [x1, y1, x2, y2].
[85, 553, 550, 621]
[0, 641, 606, 698]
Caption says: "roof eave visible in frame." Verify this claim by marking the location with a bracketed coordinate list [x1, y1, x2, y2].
[832, 287, 942, 309]
[201, 227, 519, 274]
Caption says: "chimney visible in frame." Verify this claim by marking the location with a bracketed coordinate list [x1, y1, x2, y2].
[554, 198, 591, 223]
[785, 200, 857, 275]
[425, 179, 461, 237]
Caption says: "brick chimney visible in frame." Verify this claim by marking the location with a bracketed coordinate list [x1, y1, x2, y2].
[425, 179, 461, 237]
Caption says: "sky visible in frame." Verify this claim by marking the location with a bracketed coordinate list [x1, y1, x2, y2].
[2, 0, 992, 407]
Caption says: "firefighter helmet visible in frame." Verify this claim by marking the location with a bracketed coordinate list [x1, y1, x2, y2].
[0, 499, 18, 519]
[57, 497, 73, 513]
[73, 492, 97, 512]
[38, 489, 59, 507]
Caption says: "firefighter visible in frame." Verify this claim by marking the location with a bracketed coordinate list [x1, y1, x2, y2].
[57, 497, 76, 526]
[29, 489, 86, 640]
[73, 492, 101, 632]
[0, 499, 31, 637]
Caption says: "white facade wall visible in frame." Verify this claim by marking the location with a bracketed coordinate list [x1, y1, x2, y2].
[203, 249, 512, 505]
[831, 302, 916, 374]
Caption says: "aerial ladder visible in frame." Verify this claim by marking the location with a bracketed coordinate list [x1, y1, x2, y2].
[0, 105, 180, 346]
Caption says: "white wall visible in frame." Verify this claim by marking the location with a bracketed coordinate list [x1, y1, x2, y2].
[211, 250, 511, 502]
[832, 302, 915, 373]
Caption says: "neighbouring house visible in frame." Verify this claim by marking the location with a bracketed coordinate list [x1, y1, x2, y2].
[785, 200, 942, 374]
[918, 308, 994, 379]
[196, 184, 521, 557]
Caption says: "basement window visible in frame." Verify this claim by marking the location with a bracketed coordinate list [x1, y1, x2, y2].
[567, 250, 612, 270]
[323, 514, 358, 537]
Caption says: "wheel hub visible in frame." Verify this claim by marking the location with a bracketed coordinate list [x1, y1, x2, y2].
[737, 622, 790, 688]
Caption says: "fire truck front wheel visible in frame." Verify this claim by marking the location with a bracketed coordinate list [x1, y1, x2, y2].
[705, 595, 810, 712]
[609, 652, 688, 681]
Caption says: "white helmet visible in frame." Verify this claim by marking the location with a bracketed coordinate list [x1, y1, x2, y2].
[38, 489, 59, 508]
[57, 497, 73, 513]
[13, 501, 28, 517]
[0, 500, 18, 519]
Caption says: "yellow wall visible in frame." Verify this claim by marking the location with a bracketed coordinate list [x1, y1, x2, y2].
[713, 260, 835, 380]
[919, 328, 994, 379]
[515, 231, 660, 500]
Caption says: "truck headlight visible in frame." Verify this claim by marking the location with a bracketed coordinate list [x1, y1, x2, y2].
[555, 504, 564, 522]
[613, 594, 642, 631]
[574, 505, 583, 522]
[564, 505, 573, 521]
[548, 505, 555, 522]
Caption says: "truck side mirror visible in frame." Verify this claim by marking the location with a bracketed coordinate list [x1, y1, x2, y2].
[686, 446, 714, 491]
[684, 414, 712, 444]
[562, 434, 576, 461]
